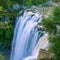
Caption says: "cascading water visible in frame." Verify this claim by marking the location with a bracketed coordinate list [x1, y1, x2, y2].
[10, 10, 49, 60]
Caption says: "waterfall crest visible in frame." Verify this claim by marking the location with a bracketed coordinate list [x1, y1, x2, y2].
[10, 10, 49, 60]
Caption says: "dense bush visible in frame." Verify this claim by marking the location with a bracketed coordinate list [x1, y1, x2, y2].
[0, 22, 14, 50]
[42, 6, 60, 60]
[0, 0, 48, 7]
[23, 0, 48, 6]
[49, 34, 60, 60]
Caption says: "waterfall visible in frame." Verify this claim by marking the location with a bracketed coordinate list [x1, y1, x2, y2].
[10, 10, 49, 60]
[24, 34, 49, 60]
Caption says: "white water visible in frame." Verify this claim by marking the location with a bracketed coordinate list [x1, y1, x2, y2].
[10, 10, 49, 60]
[24, 34, 49, 60]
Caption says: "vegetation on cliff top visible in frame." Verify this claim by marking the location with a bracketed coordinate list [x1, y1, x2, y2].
[42, 6, 60, 60]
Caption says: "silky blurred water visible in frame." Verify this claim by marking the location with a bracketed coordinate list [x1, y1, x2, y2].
[10, 10, 45, 60]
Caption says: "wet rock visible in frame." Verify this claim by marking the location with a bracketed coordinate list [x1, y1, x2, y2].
[37, 49, 54, 60]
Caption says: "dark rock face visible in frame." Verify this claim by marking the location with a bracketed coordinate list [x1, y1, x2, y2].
[37, 49, 54, 60]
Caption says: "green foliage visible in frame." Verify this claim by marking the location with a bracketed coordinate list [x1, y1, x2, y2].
[42, 6, 60, 60]
[0, 22, 14, 50]
[0, 51, 9, 60]
[42, 18, 57, 34]
[53, 6, 60, 23]
[0, 0, 48, 9]
[0, 53, 6, 60]
[49, 34, 60, 60]
[23, 0, 48, 6]
[23, 0, 33, 7]
[32, 0, 48, 5]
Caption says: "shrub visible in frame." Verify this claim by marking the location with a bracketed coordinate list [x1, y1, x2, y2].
[0, 21, 14, 50]
[42, 6, 60, 60]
